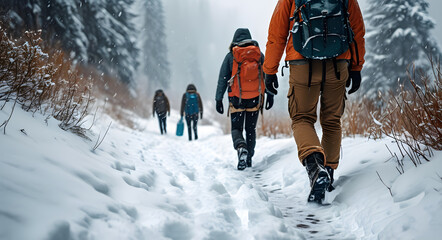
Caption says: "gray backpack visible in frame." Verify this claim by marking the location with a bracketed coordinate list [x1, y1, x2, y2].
[291, 0, 354, 59]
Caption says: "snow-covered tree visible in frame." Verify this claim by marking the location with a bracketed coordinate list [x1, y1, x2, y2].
[81, 0, 139, 85]
[0, 0, 138, 85]
[185, 46, 204, 90]
[362, 0, 441, 98]
[140, 0, 170, 90]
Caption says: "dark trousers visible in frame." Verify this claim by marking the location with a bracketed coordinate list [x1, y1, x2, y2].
[185, 114, 198, 141]
[229, 96, 260, 158]
[157, 113, 167, 134]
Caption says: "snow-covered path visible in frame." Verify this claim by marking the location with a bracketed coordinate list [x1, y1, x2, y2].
[126, 123, 359, 239]
[248, 152, 358, 240]
[1, 105, 441, 240]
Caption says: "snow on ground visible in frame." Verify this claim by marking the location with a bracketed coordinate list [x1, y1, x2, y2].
[1, 103, 441, 240]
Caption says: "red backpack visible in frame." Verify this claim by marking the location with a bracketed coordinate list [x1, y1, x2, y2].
[228, 40, 265, 101]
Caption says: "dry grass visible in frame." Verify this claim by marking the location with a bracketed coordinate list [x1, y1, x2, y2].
[258, 111, 292, 139]
[0, 23, 153, 136]
[93, 75, 152, 130]
[0, 26, 94, 135]
[342, 57, 441, 170]
[213, 113, 231, 134]
[341, 96, 384, 139]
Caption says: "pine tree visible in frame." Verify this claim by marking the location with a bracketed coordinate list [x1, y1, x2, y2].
[0, 0, 138, 85]
[362, 0, 441, 98]
[140, 0, 170, 90]
[81, 0, 139, 85]
[185, 46, 204, 90]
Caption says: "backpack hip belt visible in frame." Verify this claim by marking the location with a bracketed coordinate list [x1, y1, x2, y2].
[228, 101, 262, 117]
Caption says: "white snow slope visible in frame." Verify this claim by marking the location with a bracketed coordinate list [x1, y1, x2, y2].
[1, 103, 441, 240]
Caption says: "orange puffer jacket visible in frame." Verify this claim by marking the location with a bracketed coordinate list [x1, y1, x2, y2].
[263, 0, 366, 74]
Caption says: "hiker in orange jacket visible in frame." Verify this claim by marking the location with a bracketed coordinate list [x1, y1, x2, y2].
[216, 28, 273, 170]
[263, 0, 365, 203]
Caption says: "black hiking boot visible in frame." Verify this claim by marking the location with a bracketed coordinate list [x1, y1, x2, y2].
[246, 156, 252, 168]
[237, 147, 248, 171]
[304, 152, 330, 204]
[325, 166, 335, 192]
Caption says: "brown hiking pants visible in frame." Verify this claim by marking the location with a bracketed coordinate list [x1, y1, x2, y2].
[287, 60, 349, 169]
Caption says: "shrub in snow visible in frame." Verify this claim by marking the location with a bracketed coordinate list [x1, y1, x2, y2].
[342, 57, 441, 171]
[0, 25, 94, 135]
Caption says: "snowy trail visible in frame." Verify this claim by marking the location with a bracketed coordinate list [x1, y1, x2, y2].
[1, 106, 442, 240]
[248, 150, 358, 240]
[129, 122, 359, 239]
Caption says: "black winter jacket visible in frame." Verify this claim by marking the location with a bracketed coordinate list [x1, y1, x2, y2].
[153, 89, 170, 116]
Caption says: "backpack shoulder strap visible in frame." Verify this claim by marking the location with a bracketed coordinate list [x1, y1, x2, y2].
[185, 92, 190, 105]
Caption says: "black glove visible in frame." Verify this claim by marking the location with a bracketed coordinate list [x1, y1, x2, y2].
[265, 94, 274, 110]
[200, 112, 203, 119]
[216, 100, 224, 114]
[346, 71, 361, 95]
[265, 74, 278, 95]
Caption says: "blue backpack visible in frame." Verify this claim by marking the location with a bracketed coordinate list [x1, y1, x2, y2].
[185, 93, 199, 115]
[291, 0, 354, 59]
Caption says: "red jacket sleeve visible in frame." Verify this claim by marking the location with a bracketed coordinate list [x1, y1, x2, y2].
[348, 0, 366, 71]
[263, 0, 293, 75]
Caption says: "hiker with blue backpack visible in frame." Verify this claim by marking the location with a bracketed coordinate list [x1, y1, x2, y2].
[215, 28, 274, 171]
[180, 84, 203, 141]
[264, 0, 365, 203]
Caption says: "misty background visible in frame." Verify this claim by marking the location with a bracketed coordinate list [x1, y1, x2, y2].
[1, 0, 441, 113]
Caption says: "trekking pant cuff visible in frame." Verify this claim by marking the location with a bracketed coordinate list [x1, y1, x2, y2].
[325, 162, 339, 170]
[299, 147, 326, 166]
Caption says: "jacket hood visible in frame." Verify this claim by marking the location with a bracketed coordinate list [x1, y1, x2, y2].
[229, 28, 252, 51]
[186, 84, 197, 92]
[154, 89, 164, 97]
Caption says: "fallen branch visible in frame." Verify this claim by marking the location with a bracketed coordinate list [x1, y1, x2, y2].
[376, 171, 393, 197]
[92, 121, 112, 152]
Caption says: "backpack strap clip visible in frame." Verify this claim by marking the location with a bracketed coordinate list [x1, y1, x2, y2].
[281, 61, 289, 77]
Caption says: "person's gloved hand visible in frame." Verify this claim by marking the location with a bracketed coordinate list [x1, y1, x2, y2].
[200, 112, 203, 119]
[216, 100, 224, 114]
[346, 71, 361, 94]
[265, 94, 274, 110]
[265, 74, 278, 95]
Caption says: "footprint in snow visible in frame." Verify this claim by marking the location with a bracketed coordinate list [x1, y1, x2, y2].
[46, 221, 72, 240]
[112, 161, 135, 174]
[122, 176, 150, 191]
[138, 170, 156, 188]
[162, 221, 193, 240]
[170, 177, 183, 190]
[76, 172, 109, 195]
